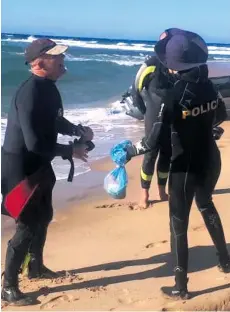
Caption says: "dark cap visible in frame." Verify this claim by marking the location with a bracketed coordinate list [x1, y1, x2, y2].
[159, 28, 187, 40]
[25, 38, 68, 64]
[154, 31, 208, 71]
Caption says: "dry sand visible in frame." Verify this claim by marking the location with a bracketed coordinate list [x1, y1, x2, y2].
[1, 122, 230, 311]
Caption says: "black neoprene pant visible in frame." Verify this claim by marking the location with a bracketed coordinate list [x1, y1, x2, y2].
[169, 148, 229, 272]
[3, 165, 55, 287]
[141, 96, 171, 189]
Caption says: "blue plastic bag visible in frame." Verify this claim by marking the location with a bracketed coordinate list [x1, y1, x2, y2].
[110, 140, 132, 166]
[104, 140, 132, 199]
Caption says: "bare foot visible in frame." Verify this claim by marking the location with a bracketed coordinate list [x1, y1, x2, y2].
[158, 185, 169, 201]
[139, 189, 149, 209]
[138, 200, 149, 209]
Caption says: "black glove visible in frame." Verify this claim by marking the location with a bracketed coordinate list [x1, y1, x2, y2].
[213, 126, 224, 140]
[124, 144, 137, 163]
[124, 140, 148, 163]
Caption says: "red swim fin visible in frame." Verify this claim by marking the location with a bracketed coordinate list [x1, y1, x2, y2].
[4, 179, 39, 219]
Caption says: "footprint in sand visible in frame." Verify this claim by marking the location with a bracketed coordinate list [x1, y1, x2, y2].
[1, 302, 9, 309]
[95, 202, 146, 210]
[120, 201, 149, 210]
[95, 203, 124, 209]
[128, 201, 164, 210]
[87, 286, 107, 292]
[50, 271, 83, 285]
[40, 294, 73, 310]
[145, 240, 168, 249]
[192, 225, 204, 231]
[118, 297, 134, 304]
[128, 202, 145, 210]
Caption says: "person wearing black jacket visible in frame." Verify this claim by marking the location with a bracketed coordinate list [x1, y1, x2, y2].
[125, 32, 230, 299]
[1, 39, 94, 305]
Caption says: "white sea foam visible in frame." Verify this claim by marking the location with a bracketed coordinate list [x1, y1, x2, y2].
[2, 35, 230, 57]
[65, 53, 144, 66]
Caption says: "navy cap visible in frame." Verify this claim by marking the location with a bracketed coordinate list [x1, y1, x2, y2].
[161, 28, 188, 39]
[154, 31, 208, 71]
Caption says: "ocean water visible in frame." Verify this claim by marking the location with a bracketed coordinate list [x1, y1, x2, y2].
[1, 33, 230, 180]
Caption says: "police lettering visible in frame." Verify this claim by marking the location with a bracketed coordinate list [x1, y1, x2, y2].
[182, 100, 218, 119]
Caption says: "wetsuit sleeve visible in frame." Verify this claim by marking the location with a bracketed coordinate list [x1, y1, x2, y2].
[126, 99, 172, 159]
[56, 116, 84, 136]
[16, 85, 73, 160]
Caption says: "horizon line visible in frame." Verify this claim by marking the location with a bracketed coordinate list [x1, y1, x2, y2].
[1, 31, 230, 45]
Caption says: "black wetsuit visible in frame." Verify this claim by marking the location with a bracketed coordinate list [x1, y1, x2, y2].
[127, 65, 229, 274]
[132, 55, 173, 189]
[1, 74, 83, 287]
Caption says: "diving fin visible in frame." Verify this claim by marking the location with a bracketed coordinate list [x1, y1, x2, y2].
[3, 167, 47, 219]
[4, 179, 38, 219]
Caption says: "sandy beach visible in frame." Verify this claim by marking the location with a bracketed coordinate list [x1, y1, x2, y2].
[1, 119, 230, 311]
[1, 61, 230, 311]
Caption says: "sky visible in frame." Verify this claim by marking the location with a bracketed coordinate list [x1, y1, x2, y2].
[1, 0, 230, 43]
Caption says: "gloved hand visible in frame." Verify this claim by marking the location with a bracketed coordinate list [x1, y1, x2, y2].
[213, 126, 224, 140]
[123, 139, 150, 163]
[123, 143, 141, 163]
[124, 144, 137, 162]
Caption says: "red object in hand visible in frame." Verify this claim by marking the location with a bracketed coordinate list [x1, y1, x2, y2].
[4, 179, 39, 219]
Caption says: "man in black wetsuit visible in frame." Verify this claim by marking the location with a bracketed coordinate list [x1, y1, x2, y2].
[1, 39, 94, 305]
[129, 28, 225, 208]
[124, 32, 230, 298]
[129, 29, 179, 207]
[138, 58, 172, 205]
